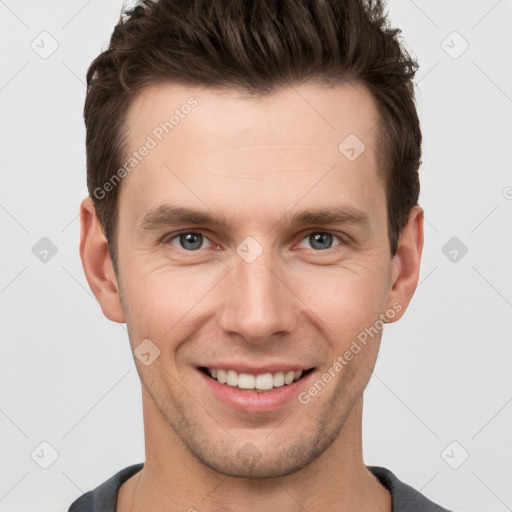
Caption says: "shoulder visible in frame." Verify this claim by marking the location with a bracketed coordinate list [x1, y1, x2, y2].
[67, 463, 144, 512]
[368, 466, 453, 512]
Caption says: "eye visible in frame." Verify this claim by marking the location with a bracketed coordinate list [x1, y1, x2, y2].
[167, 232, 213, 251]
[297, 231, 343, 251]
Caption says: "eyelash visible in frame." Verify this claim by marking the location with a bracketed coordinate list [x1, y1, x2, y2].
[162, 230, 346, 252]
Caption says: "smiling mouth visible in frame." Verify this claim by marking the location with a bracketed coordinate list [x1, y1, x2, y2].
[199, 366, 315, 392]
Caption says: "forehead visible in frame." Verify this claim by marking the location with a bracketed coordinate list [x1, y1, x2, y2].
[124, 81, 381, 156]
[119, 81, 385, 227]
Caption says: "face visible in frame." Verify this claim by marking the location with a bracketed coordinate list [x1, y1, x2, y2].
[84, 81, 421, 478]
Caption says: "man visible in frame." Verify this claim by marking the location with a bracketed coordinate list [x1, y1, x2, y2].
[69, 0, 450, 510]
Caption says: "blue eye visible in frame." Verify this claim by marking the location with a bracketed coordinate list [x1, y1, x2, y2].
[298, 232, 342, 251]
[169, 232, 211, 251]
[164, 230, 343, 253]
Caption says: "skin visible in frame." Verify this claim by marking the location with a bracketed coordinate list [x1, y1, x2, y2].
[80, 81, 423, 511]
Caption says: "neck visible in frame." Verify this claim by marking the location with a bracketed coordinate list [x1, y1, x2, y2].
[119, 392, 390, 512]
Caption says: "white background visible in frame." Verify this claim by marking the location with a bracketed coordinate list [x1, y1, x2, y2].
[1, 1, 511, 511]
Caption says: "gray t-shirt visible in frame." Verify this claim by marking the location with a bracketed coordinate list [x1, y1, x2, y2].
[68, 463, 451, 511]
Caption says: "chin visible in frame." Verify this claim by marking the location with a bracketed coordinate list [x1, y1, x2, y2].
[184, 423, 340, 479]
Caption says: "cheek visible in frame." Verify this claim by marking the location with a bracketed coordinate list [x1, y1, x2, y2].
[291, 261, 389, 338]
[119, 261, 224, 342]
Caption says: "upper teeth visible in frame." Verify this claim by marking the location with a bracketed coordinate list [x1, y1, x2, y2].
[207, 368, 303, 390]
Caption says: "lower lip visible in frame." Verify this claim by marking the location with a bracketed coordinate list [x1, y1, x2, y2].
[199, 369, 315, 413]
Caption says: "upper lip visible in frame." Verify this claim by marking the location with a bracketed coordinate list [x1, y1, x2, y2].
[198, 363, 314, 374]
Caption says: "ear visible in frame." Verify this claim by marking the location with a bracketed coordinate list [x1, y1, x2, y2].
[385, 206, 424, 322]
[79, 197, 125, 323]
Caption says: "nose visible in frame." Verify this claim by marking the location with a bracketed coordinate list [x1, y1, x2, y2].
[217, 250, 297, 343]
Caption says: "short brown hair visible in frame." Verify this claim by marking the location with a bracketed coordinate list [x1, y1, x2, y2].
[85, 0, 421, 272]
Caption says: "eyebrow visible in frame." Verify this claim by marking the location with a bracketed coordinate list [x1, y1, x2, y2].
[140, 206, 230, 230]
[139, 205, 369, 231]
[285, 206, 369, 228]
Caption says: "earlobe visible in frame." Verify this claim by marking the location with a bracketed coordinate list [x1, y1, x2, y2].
[79, 197, 125, 323]
[386, 206, 424, 322]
